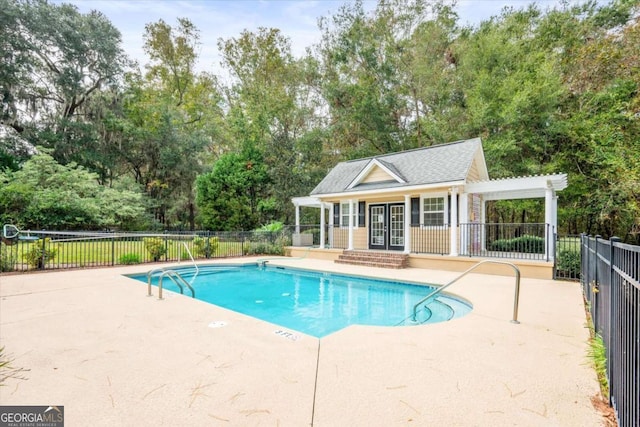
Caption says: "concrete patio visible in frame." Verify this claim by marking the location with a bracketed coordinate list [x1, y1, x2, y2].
[0, 257, 604, 426]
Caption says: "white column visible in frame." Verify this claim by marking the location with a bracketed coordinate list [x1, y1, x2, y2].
[545, 186, 554, 260]
[328, 203, 334, 248]
[319, 203, 326, 249]
[295, 203, 300, 234]
[404, 195, 411, 254]
[347, 199, 354, 250]
[553, 195, 558, 233]
[449, 187, 458, 256]
[480, 198, 486, 252]
[459, 192, 468, 255]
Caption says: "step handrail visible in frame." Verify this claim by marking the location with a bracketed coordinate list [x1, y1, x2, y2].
[147, 267, 167, 297]
[182, 242, 199, 282]
[411, 260, 521, 324]
[157, 270, 195, 300]
[147, 268, 195, 300]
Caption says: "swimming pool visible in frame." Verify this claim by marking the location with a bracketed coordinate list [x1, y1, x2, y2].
[128, 264, 472, 338]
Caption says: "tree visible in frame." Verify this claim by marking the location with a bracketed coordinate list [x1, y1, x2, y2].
[196, 148, 269, 231]
[219, 28, 328, 224]
[0, 151, 147, 230]
[0, 0, 128, 166]
[121, 18, 225, 229]
[555, 4, 640, 237]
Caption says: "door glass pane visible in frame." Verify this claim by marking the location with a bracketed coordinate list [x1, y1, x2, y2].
[390, 205, 404, 246]
[371, 206, 385, 245]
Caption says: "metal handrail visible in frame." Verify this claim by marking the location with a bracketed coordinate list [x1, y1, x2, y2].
[411, 260, 521, 324]
[147, 267, 167, 297]
[147, 268, 195, 300]
[182, 242, 199, 280]
[157, 270, 195, 300]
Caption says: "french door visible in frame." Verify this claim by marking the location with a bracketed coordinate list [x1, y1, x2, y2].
[369, 203, 404, 251]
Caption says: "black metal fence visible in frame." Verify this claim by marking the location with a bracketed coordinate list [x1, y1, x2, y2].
[459, 223, 551, 260]
[297, 222, 555, 260]
[555, 234, 582, 280]
[581, 234, 639, 427]
[411, 225, 450, 255]
[0, 229, 292, 272]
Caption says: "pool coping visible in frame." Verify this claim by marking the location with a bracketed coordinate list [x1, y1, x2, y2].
[0, 257, 604, 426]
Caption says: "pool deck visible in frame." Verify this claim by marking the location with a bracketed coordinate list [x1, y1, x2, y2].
[0, 257, 604, 426]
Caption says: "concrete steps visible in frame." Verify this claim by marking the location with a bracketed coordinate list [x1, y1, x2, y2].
[335, 250, 409, 269]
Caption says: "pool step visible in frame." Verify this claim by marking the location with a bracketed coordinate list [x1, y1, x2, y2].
[411, 299, 456, 324]
[335, 250, 409, 269]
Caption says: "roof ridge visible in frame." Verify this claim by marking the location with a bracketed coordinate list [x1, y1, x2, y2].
[342, 137, 481, 164]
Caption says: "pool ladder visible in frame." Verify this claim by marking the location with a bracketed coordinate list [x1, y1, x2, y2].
[147, 268, 195, 300]
[411, 260, 521, 324]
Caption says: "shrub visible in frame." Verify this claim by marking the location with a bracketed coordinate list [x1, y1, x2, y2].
[192, 236, 219, 258]
[246, 242, 284, 256]
[257, 221, 284, 232]
[489, 235, 545, 254]
[118, 253, 141, 265]
[557, 249, 581, 277]
[143, 237, 167, 262]
[25, 238, 57, 269]
[0, 247, 16, 272]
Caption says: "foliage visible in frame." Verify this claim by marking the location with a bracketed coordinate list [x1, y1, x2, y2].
[0, 245, 16, 272]
[0, 346, 29, 385]
[0, 0, 128, 173]
[587, 329, 610, 398]
[557, 249, 581, 277]
[257, 221, 284, 232]
[0, 152, 147, 230]
[245, 242, 285, 256]
[143, 237, 167, 262]
[192, 236, 219, 258]
[24, 238, 57, 269]
[118, 253, 141, 265]
[488, 235, 545, 254]
[196, 148, 270, 230]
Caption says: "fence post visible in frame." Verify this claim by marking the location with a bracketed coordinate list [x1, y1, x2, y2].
[205, 230, 210, 259]
[607, 236, 620, 406]
[40, 236, 46, 270]
[593, 235, 601, 331]
[164, 231, 168, 262]
[111, 235, 115, 266]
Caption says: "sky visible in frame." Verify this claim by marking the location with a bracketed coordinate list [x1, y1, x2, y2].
[52, 0, 592, 75]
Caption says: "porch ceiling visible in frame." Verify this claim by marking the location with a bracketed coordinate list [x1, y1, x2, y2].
[465, 174, 567, 201]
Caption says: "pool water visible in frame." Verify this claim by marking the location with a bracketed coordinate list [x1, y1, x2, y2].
[128, 264, 472, 338]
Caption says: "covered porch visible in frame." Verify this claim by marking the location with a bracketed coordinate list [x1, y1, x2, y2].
[290, 174, 567, 279]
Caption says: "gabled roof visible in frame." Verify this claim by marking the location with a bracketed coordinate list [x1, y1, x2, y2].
[311, 138, 486, 196]
[346, 158, 407, 189]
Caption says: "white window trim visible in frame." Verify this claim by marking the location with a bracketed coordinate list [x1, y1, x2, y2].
[340, 202, 358, 228]
[420, 193, 448, 227]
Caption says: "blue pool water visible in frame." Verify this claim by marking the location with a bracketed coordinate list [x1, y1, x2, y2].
[128, 264, 472, 338]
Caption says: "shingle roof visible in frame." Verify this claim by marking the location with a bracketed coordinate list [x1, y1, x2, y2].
[310, 138, 482, 196]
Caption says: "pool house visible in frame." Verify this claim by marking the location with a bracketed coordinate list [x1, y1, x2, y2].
[291, 138, 567, 278]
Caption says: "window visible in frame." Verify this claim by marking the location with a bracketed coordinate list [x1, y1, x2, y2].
[340, 202, 357, 227]
[422, 196, 446, 226]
